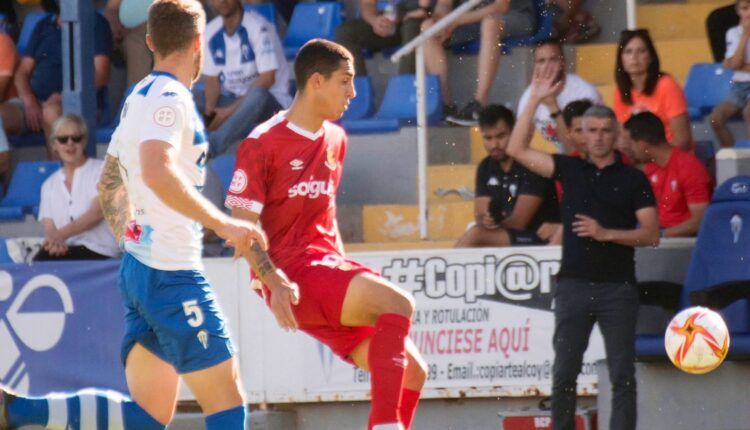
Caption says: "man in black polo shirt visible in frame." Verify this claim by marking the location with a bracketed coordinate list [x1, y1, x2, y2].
[507, 63, 659, 430]
[455, 104, 560, 248]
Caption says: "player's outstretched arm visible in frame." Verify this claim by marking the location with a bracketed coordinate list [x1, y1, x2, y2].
[98, 155, 133, 244]
[140, 140, 268, 254]
[506, 63, 559, 179]
[232, 207, 300, 331]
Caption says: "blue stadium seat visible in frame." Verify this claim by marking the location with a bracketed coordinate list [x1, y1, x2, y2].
[211, 154, 236, 195]
[636, 176, 750, 359]
[684, 63, 732, 121]
[340, 77, 375, 121]
[0, 238, 12, 264]
[282, 2, 342, 58]
[244, 2, 277, 27]
[96, 84, 136, 144]
[0, 161, 61, 221]
[736, 139, 750, 149]
[452, 0, 553, 55]
[342, 74, 442, 133]
[17, 11, 51, 56]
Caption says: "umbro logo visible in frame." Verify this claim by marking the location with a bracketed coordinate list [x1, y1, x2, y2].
[290, 159, 304, 170]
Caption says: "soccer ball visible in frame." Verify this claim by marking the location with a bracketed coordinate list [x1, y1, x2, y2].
[664, 306, 730, 374]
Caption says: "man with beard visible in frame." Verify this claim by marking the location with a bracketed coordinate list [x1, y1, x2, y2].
[0, 1, 267, 429]
[455, 104, 560, 247]
[197, 0, 290, 156]
[0, 0, 112, 158]
[507, 62, 659, 430]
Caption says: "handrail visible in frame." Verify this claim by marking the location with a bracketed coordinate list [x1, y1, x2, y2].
[390, 0, 485, 63]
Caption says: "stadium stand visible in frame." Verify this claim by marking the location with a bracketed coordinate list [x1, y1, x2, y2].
[340, 76, 375, 121]
[96, 83, 135, 144]
[684, 63, 732, 121]
[243, 2, 278, 28]
[0, 160, 60, 221]
[210, 153, 237, 197]
[282, 1, 342, 58]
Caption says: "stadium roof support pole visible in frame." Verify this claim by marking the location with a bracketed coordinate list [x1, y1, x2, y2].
[626, 0, 637, 30]
[391, 0, 484, 240]
[61, 0, 97, 157]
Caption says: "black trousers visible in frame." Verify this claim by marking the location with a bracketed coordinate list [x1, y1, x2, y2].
[552, 277, 639, 430]
[706, 4, 738, 62]
[34, 245, 110, 261]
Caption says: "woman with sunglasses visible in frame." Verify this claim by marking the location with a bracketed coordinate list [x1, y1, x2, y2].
[613, 29, 694, 151]
[35, 113, 120, 260]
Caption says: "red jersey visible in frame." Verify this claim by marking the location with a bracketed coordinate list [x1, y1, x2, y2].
[225, 113, 347, 269]
[644, 149, 712, 229]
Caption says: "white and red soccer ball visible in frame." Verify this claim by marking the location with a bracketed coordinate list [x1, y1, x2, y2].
[664, 306, 730, 374]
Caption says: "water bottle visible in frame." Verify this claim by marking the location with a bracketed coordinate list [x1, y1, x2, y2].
[382, 0, 397, 37]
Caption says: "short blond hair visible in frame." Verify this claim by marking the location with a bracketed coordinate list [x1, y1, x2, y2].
[148, 0, 205, 58]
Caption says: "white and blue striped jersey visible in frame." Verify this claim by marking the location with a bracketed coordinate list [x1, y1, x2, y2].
[107, 71, 208, 271]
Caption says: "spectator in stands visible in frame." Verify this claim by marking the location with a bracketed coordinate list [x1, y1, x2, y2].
[549, 0, 599, 44]
[613, 29, 693, 150]
[709, 0, 750, 148]
[455, 104, 560, 247]
[707, 3, 738, 62]
[35, 114, 119, 261]
[196, 0, 290, 156]
[335, 0, 436, 77]
[560, 98, 592, 155]
[0, 31, 18, 104]
[625, 112, 712, 238]
[104, 0, 153, 85]
[0, 0, 112, 157]
[507, 63, 659, 430]
[421, 0, 536, 126]
[517, 38, 601, 152]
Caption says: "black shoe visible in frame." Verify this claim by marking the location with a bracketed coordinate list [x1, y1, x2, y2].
[446, 100, 481, 126]
[0, 387, 16, 430]
[443, 103, 458, 120]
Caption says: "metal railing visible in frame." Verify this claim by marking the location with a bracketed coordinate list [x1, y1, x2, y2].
[390, 0, 637, 239]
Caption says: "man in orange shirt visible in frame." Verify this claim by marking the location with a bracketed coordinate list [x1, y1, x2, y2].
[624, 112, 712, 237]
[0, 32, 18, 102]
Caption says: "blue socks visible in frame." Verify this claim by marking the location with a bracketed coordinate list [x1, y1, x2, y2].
[7, 389, 165, 430]
[205, 405, 246, 430]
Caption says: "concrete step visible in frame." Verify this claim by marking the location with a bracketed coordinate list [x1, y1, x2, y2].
[345, 239, 456, 253]
[575, 39, 711, 86]
[598, 83, 616, 109]
[427, 164, 475, 203]
[636, 3, 718, 41]
[362, 201, 473, 242]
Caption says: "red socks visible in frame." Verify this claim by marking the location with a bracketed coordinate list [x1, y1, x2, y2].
[399, 388, 421, 429]
[368, 313, 411, 429]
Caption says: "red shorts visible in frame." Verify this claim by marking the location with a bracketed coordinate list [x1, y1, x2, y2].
[260, 252, 377, 363]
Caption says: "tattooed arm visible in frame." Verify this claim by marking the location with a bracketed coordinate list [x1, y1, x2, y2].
[97, 155, 133, 244]
[232, 207, 300, 331]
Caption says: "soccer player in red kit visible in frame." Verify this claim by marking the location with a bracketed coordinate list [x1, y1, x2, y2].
[225, 39, 428, 430]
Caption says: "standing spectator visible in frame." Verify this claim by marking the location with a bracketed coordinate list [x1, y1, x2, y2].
[36, 114, 119, 261]
[335, 0, 437, 77]
[710, 0, 750, 148]
[517, 38, 601, 151]
[613, 29, 693, 150]
[104, 0, 154, 85]
[507, 63, 659, 430]
[0, 0, 112, 157]
[422, 0, 536, 126]
[707, 3, 738, 62]
[197, 0, 290, 156]
[455, 104, 560, 247]
[625, 112, 712, 238]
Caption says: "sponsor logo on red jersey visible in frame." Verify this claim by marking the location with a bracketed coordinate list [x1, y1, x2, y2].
[288, 177, 335, 199]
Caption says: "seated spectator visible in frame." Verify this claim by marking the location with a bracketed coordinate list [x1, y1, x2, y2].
[455, 104, 560, 248]
[625, 112, 712, 238]
[421, 0, 536, 126]
[0, 31, 18, 103]
[196, 0, 290, 156]
[335, 0, 431, 77]
[613, 29, 693, 150]
[707, 3, 738, 62]
[0, 0, 112, 157]
[35, 114, 120, 261]
[710, 0, 750, 148]
[104, 0, 153, 85]
[562, 99, 633, 163]
[517, 38, 601, 152]
[549, 0, 599, 44]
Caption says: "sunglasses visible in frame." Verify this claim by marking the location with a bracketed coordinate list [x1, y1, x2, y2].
[55, 135, 84, 144]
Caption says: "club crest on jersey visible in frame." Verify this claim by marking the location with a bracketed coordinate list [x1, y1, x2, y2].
[229, 169, 248, 194]
[153, 106, 176, 127]
[325, 147, 337, 171]
[290, 159, 304, 170]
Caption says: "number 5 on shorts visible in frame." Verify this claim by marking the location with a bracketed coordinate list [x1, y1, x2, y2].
[182, 299, 205, 327]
